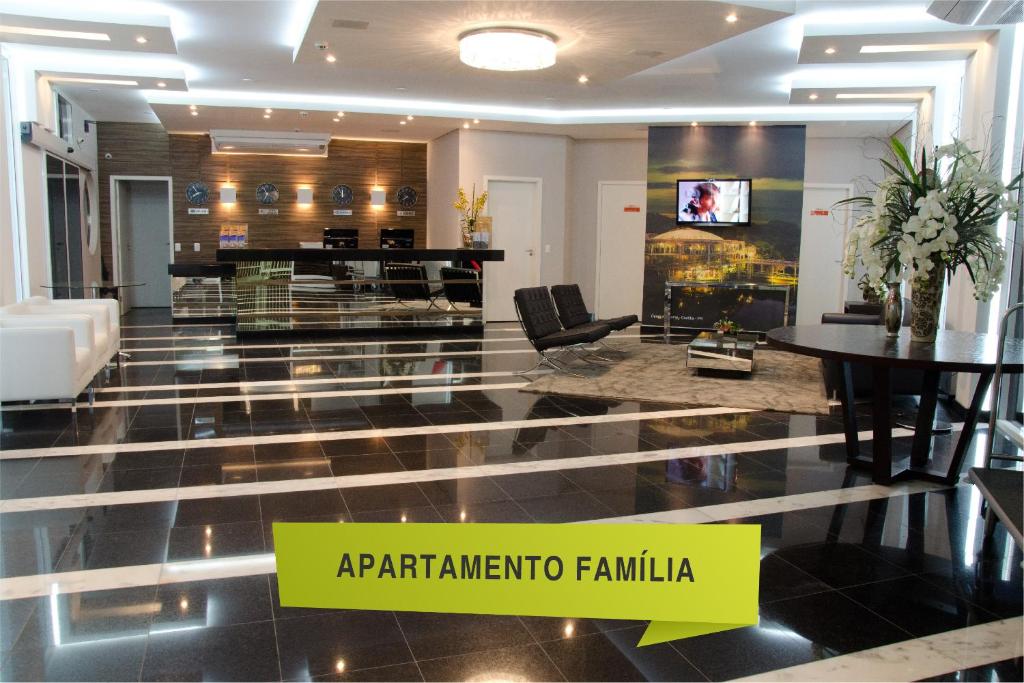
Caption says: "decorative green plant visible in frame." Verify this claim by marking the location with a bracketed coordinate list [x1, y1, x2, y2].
[713, 318, 739, 334]
[839, 137, 1021, 301]
[453, 184, 488, 246]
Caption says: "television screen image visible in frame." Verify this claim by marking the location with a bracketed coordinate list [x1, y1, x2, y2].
[676, 179, 751, 225]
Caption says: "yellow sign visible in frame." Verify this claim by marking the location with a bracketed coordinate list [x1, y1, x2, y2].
[274, 522, 760, 646]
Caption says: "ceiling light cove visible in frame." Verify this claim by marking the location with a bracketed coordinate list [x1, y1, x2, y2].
[48, 77, 139, 86]
[0, 25, 110, 41]
[458, 28, 557, 71]
[859, 43, 980, 53]
[835, 92, 926, 99]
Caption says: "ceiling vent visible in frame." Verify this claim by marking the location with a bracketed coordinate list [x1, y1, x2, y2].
[927, 0, 1023, 25]
[209, 129, 330, 157]
[332, 19, 369, 30]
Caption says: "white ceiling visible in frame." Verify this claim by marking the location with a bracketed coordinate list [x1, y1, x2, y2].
[0, 0, 1003, 142]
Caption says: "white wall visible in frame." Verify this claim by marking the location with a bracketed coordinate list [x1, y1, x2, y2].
[567, 139, 647, 305]
[0, 48, 99, 302]
[0, 57, 17, 306]
[457, 129, 571, 285]
[425, 129, 460, 248]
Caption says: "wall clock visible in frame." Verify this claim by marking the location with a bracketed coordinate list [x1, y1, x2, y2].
[331, 184, 354, 206]
[396, 185, 418, 208]
[256, 183, 279, 205]
[185, 181, 209, 205]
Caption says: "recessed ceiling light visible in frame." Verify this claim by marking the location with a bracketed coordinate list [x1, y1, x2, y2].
[860, 43, 980, 54]
[749, 120, 757, 126]
[136, 36, 147, 44]
[47, 77, 138, 86]
[835, 92, 925, 99]
[241, 77, 253, 82]
[264, 108, 273, 114]
[400, 120, 407, 125]
[824, 47, 837, 55]
[332, 117, 340, 122]
[459, 27, 557, 71]
[189, 104, 197, 110]
[395, 87, 406, 91]
[725, 13, 738, 23]
[0, 25, 110, 41]
[578, 74, 589, 84]
[808, 93, 818, 100]
[463, 122, 470, 129]
[406, 115, 414, 121]
[325, 54, 336, 63]
[156, 81, 167, 88]
[337, 111, 345, 117]
[691, 121, 698, 127]
[473, 118, 480, 124]
[191, 111, 199, 116]
[263, 113, 271, 118]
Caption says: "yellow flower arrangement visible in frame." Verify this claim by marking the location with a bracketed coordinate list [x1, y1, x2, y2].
[454, 184, 488, 246]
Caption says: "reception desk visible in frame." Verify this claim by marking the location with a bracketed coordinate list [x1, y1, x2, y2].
[215, 248, 504, 334]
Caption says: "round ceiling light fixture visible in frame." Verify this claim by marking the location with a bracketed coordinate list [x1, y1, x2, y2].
[458, 27, 557, 71]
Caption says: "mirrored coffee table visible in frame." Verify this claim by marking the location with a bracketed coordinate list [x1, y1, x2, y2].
[686, 333, 757, 374]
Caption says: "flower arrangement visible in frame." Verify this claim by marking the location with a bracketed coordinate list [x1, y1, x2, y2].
[841, 137, 1020, 301]
[453, 185, 488, 247]
[839, 137, 1021, 340]
[713, 318, 739, 334]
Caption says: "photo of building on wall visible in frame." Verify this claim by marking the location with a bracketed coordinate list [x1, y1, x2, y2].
[643, 125, 806, 331]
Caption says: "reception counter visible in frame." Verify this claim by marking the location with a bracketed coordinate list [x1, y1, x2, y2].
[214, 248, 504, 334]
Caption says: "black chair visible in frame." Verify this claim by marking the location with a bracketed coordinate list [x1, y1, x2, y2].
[440, 266, 482, 310]
[820, 311, 931, 402]
[550, 284, 638, 354]
[384, 263, 444, 310]
[513, 287, 612, 377]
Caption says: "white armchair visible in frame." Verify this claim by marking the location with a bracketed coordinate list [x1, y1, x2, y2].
[3, 297, 119, 367]
[0, 315, 98, 408]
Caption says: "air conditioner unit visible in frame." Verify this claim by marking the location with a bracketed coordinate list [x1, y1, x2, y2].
[209, 129, 330, 157]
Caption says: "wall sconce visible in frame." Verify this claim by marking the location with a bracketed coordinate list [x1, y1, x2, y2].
[370, 188, 386, 208]
[297, 187, 313, 205]
[220, 186, 236, 204]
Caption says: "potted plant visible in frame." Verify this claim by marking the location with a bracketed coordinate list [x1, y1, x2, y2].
[453, 184, 488, 249]
[713, 318, 739, 336]
[839, 137, 1020, 342]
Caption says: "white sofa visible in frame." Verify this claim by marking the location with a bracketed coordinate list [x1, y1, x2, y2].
[24, 296, 121, 361]
[0, 314, 98, 407]
[0, 297, 120, 367]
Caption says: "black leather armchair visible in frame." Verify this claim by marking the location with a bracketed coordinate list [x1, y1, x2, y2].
[514, 286, 612, 377]
[820, 311, 928, 399]
[384, 263, 444, 309]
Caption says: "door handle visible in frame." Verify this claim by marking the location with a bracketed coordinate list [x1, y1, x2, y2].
[525, 249, 535, 256]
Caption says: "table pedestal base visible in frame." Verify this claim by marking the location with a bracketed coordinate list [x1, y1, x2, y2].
[837, 361, 993, 486]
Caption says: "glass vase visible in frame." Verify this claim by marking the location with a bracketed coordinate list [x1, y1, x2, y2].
[910, 264, 944, 343]
[883, 282, 902, 337]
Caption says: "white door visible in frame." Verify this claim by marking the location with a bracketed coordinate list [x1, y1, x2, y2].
[120, 180, 172, 308]
[596, 182, 646, 319]
[796, 184, 851, 325]
[483, 178, 541, 321]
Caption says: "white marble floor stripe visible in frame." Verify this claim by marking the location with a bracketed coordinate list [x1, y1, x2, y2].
[118, 329, 645, 353]
[588, 478, 951, 525]
[119, 323, 234, 329]
[93, 369, 533, 394]
[120, 334, 237, 341]
[0, 476, 952, 601]
[82, 380, 531, 409]
[733, 617, 1024, 682]
[120, 347, 535, 367]
[0, 406, 752, 460]
[0, 426, 899, 513]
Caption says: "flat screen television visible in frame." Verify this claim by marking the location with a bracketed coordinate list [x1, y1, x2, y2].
[676, 178, 751, 226]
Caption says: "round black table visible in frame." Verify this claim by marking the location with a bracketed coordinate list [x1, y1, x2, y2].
[767, 324, 1024, 485]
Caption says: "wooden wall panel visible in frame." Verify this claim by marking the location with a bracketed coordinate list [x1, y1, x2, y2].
[97, 124, 428, 268]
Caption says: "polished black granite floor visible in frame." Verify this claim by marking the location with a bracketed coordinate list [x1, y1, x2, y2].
[0, 309, 1021, 682]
